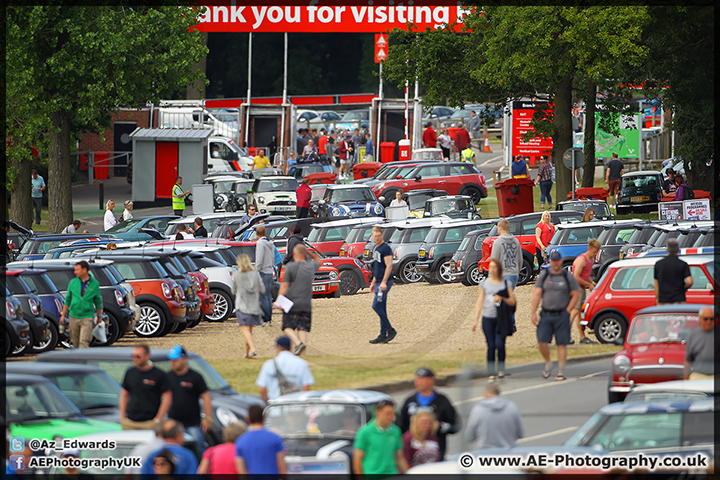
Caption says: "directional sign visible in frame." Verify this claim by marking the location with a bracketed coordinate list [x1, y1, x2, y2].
[562, 148, 584, 170]
[375, 34, 388, 63]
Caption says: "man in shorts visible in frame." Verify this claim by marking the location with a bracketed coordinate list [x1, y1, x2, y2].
[571, 239, 600, 344]
[530, 250, 579, 381]
[605, 153, 625, 209]
[276, 244, 320, 355]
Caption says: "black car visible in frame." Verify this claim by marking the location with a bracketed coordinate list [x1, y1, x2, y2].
[556, 199, 614, 220]
[3, 288, 32, 358]
[2, 270, 52, 356]
[6, 362, 122, 424]
[405, 188, 448, 216]
[15, 269, 69, 352]
[616, 171, 664, 214]
[9, 259, 135, 345]
[37, 347, 265, 446]
[617, 220, 668, 260]
[212, 213, 291, 239]
[592, 221, 645, 281]
[450, 227, 494, 286]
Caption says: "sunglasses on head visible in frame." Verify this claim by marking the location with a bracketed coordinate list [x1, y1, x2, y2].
[376, 399, 395, 409]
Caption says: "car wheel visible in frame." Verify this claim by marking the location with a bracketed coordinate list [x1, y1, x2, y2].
[517, 257, 533, 286]
[466, 264, 483, 286]
[595, 313, 628, 344]
[11, 329, 34, 356]
[460, 185, 485, 203]
[399, 260, 423, 284]
[339, 270, 361, 296]
[135, 303, 167, 338]
[32, 322, 59, 354]
[206, 289, 232, 322]
[170, 322, 187, 334]
[187, 316, 202, 328]
[436, 260, 454, 284]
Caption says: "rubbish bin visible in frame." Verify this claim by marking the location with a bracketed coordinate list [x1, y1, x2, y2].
[494, 177, 535, 217]
[351, 162, 382, 181]
[398, 139, 411, 161]
[305, 172, 337, 185]
[567, 187, 609, 201]
[94, 152, 109, 180]
[380, 142, 396, 163]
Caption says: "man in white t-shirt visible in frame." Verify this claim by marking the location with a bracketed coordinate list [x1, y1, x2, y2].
[256, 336, 314, 402]
[389, 190, 407, 207]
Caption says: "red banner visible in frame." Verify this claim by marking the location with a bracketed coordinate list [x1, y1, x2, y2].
[374, 34, 388, 63]
[194, 5, 468, 33]
[511, 101, 553, 165]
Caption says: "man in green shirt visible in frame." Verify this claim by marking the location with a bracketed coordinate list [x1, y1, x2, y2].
[60, 260, 103, 348]
[353, 399, 408, 476]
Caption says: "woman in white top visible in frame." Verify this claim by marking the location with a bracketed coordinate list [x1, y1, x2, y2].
[103, 200, 117, 231]
[471, 258, 516, 381]
[437, 129, 453, 160]
[122, 200, 133, 221]
[231, 254, 266, 358]
[389, 190, 407, 207]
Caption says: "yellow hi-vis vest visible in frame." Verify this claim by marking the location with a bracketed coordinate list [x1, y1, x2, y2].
[461, 147, 475, 162]
[172, 184, 185, 210]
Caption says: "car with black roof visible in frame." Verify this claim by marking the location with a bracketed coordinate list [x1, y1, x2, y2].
[14, 268, 68, 352]
[37, 347, 265, 446]
[405, 189, 449, 218]
[420, 195, 480, 219]
[2, 269, 53, 355]
[615, 170, 664, 214]
[314, 184, 385, 218]
[450, 226, 495, 286]
[556, 199, 613, 220]
[3, 287, 32, 358]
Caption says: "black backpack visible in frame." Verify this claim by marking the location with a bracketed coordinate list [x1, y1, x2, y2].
[682, 185, 694, 200]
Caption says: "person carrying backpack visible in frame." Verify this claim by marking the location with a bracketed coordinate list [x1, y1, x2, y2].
[529, 250, 579, 382]
[674, 174, 694, 201]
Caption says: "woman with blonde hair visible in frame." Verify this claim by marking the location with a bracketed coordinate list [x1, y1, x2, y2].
[581, 207, 595, 222]
[534, 210, 555, 267]
[231, 254, 265, 358]
[402, 409, 440, 467]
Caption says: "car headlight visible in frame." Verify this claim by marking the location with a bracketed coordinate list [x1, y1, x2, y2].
[373, 203, 383, 215]
[216, 407, 239, 427]
[331, 207, 342, 216]
[258, 196, 265, 204]
[353, 259, 365, 269]
[613, 355, 631, 374]
[329, 270, 339, 281]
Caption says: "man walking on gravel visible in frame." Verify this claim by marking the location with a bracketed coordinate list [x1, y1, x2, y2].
[60, 260, 103, 349]
[397, 368, 460, 459]
[530, 250, 579, 381]
[490, 219, 522, 288]
[369, 226, 397, 344]
[255, 225, 275, 325]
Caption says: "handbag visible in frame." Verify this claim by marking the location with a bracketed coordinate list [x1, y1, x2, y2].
[272, 359, 300, 395]
[495, 280, 516, 337]
[91, 316, 108, 343]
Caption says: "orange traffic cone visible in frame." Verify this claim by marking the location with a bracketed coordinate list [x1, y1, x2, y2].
[483, 134, 492, 153]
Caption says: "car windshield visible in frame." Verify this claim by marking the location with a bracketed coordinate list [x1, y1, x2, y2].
[265, 404, 364, 438]
[621, 175, 660, 189]
[579, 411, 683, 452]
[257, 178, 299, 193]
[551, 226, 604, 245]
[627, 314, 699, 345]
[90, 357, 230, 391]
[625, 391, 710, 403]
[106, 218, 144, 233]
[412, 150, 443, 161]
[408, 194, 434, 210]
[561, 203, 610, 217]
[46, 372, 121, 411]
[598, 227, 635, 246]
[7, 381, 82, 422]
[341, 110, 368, 121]
[212, 181, 236, 194]
[346, 225, 374, 244]
[311, 187, 327, 202]
[430, 199, 473, 214]
[328, 188, 376, 203]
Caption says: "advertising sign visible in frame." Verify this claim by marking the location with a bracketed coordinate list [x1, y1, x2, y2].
[683, 199, 711, 220]
[658, 201, 683, 221]
[595, 112, 640, 159]
[511, 101, 553, 165]
[374, 34, 388, 63]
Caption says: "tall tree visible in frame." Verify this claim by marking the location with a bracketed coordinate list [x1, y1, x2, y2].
[6, 6, 208, 232]
[383, 6, 649, 200]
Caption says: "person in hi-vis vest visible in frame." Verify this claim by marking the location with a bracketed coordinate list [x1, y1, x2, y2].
[172, 176, 190, 216]
[461, 147, 476, 163]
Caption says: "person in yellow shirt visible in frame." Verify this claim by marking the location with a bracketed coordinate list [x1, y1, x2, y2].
[253, 149, 271, 169]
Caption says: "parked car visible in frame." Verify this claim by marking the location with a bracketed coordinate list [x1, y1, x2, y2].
[306, 218, 380, 255]
[593, 221, 647, 281]
[301, 243, 372, 296]
[417, 219, 495, 283]
[616, 170, 664, 214]
[15, 233, 112, 261]
[15, 269, 68, 352]
[693, 228, 714, 247]
[104, 215, 180, 243]
[371, 162, 488, 205]
[6, 363, 122, 424]
[410, 148, 445, 162]
[315, 184, 385, 218]
[541, 220, 638, 269]
[405, 189, 449, 218]
[440, 104, 502, 130]
[203, 176, 253, 212]
[618, 219, 669, 259]
[2, 270, 53, 355]
[3, 289, 32, 358]
[581, 256, 715, 344]
[352, 161, 429, 188]
[608, 303, 713, 403]
[339, 223, 377, 259]
[213, 213, 291, 239]
[36, 347, 264, 446]
[10, 259, 137, 345]
[624, 378, 715, 403]
[479, 211, 583, 285]
[359, 218, 421, 264]
[246, 176, 299, 215]
[640, 221, 714, 255]
[563, 398, 714, 457]
[6, 374, 121, 441]
[556, 199, 613, 220]
[277, 260, 341, 299]
[450, 227, 495, 286]
[5, 220, 32, 261]
[164, 212, 247, 238]
[388, 218, 456, 284]
[264, 390, 391, 474]
[43, 238, 125, 259]
[288, 163, 325, 180]
[334, 109, 369, 131]
[420, 195, 480, 219]
[226, 217, 339, 249]
[632, 246, 715, 259]
[421, 105, 456, 122]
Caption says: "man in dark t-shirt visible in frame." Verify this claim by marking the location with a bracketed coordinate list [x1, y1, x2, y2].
[654, 239, 693, 304]
[369, 226, 397, 344]
[120, 345, 172, 430]
[661, 169, 677, 197]
[605, 153, 625, 209]
[167, 345, 212, 455]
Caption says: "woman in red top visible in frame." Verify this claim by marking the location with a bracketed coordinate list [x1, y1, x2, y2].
[534, 211, 555, 268]
[402, 409, 441, 468]
[197, 421, 247, 474]
[295, 178, 312, 218]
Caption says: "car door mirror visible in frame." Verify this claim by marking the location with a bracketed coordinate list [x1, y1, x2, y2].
[706, 283, 714, 292]
[378, 196, 385, 202]
[415, 175, 422, 182]
[396, 175, 402, 179]
[423, 211, 431, 217]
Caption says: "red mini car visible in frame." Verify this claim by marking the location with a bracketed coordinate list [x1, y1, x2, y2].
[608, 303, 715, 403]
[582, 255, 715, 345]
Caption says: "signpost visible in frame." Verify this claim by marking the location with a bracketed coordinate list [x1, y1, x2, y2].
[510, 101, 554, 166]
[562, 147, 584, 200]
[682, 199, 711, 220]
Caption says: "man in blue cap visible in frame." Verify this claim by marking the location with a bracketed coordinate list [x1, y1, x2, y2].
[167, 345, 213, 455]
[255, 336, 314, 403]
[530, 250, 579, 381]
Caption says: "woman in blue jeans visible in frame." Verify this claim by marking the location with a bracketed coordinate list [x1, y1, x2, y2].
[471, 258, 516, 381]
[535, 154, 553, 209]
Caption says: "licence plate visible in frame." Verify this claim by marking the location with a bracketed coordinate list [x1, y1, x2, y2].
[275, 206, 295, 210]
[631, 196, 650, 202]
[312, 285, 326, 292]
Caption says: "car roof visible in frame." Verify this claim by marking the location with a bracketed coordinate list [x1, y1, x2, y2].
[622, 170, 663, 177]
[634, 303, 713, 316]
[326, 184, 372, 190]
[5, 373, 54, 385]
[429, 195, 473, 201]
[628, 378, 716, 396]
[10, 259, 115, 268]
[256, 174, 293, 180]
[267, 390, 391, 405]
[557, 199, 607, 205]
[610, 254, 713, 268]
[555, 219, 639, 230]
[395, 217, 457, 229]
[429, 219, 494, 229]
[406, 189, 447, 196]
[498, 211, 583, 221]
[599, 398, 714, 415]
[651, 220, 714, 232]
[169, 213, 247, 224]
[6, 362, 108, 376]
[36, 346, 196, 362]
[312, 217, 382, 228]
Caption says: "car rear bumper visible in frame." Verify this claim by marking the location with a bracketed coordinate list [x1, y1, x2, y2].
[199, 293, 216, 315]
[168, 301, 187, 323]
[185, 300, 201, 321]
[117, 307, 135, 333]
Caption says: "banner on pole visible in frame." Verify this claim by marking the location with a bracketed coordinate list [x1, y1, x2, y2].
[374, 34, 388, 63]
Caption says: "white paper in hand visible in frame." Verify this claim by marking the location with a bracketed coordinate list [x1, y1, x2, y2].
[274, 295, 294, 313]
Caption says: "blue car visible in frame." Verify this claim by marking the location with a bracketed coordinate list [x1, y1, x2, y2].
[104, 215, 179, 242]
[15, 269, 69, 351]
[541, 220, 639, 270]
[16, 233, 112, 261]
[315, 184, 384, 218]
[44, 238, 123, 259]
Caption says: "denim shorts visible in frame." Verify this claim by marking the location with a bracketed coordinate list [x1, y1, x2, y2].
[537, 310, 571, 345]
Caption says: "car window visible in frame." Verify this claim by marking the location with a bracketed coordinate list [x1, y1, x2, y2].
[521, 220, 538, 236]
[587, 412, 681, 452]
[409, 227, 432, 243]
[443, 226, 473, 242]
[115, 262, 149, 280]
[325, 227, 350, 242]
[257, 178, 299, 193]
[682, 411, 714, 446]
[418, 165, 446, 178]
[21, 274, 56, 295]
[146, 218, 170, 232]
[556, 213, 582, 224]
[457, 236, 471, 252]
[688, 266, 711, 290]
[608, 227, 635, 245]
[37, 240, 64, 254]
[564, 226, 604, 245]
[474, 235, 485, 251]
[44, 270, 74, 291]
[622, 175, 661, 189]
[610, 266, 654, 291]
[448, 164, 479, 175]
[49, 372, 121, 410]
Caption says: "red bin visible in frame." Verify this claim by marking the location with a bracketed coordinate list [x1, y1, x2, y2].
[379, 142, 396, 163]
[494, 177, 535, 217]
[351, 162, 382, 181]
[94, 152, 109, 180]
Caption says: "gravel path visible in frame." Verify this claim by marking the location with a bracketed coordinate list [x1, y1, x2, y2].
[113, 281, 581, 361]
